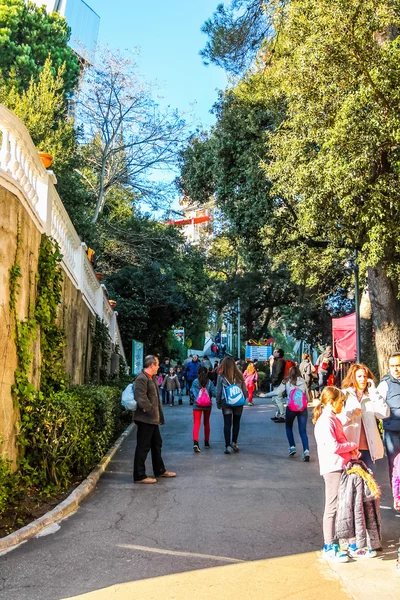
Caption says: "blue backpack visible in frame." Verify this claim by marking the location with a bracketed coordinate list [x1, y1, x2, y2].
[223, 379, 245, 407]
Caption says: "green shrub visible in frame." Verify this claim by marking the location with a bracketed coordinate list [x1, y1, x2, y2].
[0, 451, 15, 514]
[17, 385, 130, 493]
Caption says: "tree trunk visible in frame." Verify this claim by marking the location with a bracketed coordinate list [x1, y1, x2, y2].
[359, 286, 378, 375]
[367, 264, 400, 377]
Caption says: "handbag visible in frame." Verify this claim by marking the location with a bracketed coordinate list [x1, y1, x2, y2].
[121, 383, 137, 411]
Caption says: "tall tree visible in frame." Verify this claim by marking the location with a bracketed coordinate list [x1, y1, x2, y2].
[200, 0, 272, 74]
[254, 0, 400, 373]
[77, 48, 187, 223]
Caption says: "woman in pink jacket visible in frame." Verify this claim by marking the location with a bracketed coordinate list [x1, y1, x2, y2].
[243, 362, 258, 406]
[313, 386, 359, 563]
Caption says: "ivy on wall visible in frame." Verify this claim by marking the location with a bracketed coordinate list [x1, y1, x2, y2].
[0, 231, 128, 516]
[90, 316, 111, 384]
[8, 232, 67, 488]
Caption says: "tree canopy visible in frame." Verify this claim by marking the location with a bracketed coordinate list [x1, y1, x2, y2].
[195, 0, 400, 371]
[0, 0, 80, 95]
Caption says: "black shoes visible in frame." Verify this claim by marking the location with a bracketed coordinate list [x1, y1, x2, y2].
[271, 416, 285, 423]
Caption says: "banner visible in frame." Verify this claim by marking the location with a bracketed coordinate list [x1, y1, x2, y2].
[132, 340, 144, 375]
[332, 313, 356, 361]
[173, 328, 185, 344]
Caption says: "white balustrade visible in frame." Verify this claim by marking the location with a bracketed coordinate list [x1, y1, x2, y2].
[0, 103, 126, 357]
[0, 105, 46, 227]
[50, 184, 82, 285]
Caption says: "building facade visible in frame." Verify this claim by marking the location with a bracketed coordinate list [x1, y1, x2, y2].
[30, 0, 100, 62]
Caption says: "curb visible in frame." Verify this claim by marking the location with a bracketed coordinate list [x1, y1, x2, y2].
[0, 422, 136, 553]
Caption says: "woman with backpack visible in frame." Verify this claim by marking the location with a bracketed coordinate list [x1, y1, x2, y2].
[191, 366, 216, 453]
[216, 357, 248, 454]
[261, 365, 310, 461]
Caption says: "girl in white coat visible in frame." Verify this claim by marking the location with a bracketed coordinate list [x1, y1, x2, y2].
[340, 363, 389, 471]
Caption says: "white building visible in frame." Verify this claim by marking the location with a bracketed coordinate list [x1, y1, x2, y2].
[168, 199, 215, 244]
[30, 0, 100, 62]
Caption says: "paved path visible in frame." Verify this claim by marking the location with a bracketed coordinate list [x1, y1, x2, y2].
[0, 398, 399, 599]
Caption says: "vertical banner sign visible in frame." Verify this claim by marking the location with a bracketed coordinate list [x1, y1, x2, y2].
[173, 328, 185, 344]
[132, 340, 144, 375]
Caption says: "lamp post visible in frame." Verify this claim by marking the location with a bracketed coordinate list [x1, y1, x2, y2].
[346, 251, 361, 363]
[354, 250, 361, 363]
[237, 297, 241, 359]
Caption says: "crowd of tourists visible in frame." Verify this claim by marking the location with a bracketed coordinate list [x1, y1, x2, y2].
[131, 349, 400, 573]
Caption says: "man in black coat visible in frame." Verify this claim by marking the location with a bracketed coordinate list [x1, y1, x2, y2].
[133, 355, 176, 484]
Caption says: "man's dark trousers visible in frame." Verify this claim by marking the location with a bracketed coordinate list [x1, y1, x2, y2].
[134, 422, 166, 481]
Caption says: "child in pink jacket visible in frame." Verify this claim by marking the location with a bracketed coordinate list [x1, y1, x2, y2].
[392, 453, 400, 572]
[243, 362, 258, 406]
[313, 386, 359, 563]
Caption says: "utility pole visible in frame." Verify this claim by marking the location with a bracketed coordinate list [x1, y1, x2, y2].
[354, 250, 361, 362]
[237, 297, 241, 359]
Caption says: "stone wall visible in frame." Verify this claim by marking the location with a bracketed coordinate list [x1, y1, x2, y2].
[0, 185, 95, 466]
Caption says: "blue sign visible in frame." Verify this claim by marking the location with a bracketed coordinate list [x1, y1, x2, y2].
[245, 345, 273, 361]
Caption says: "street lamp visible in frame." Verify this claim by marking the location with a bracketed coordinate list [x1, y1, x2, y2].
[346, 250, 361, 362]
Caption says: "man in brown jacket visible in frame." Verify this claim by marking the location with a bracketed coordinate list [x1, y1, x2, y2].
[133, 355, 176, 484]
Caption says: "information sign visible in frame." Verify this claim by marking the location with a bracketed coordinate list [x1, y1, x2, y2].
[245, 345, 273, 361]
[132, 340, 144, 375]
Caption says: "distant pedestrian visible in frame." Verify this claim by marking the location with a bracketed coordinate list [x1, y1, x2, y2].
[162, 366, 181, 406]
[175, 365, 185, 404]
[184, 355, 201, 404]
[262, 366, 310, 461]
[191, 366, 216, 453]
[216, 356, 248, 454]
[133, 355, 176, 484]
[270, 349, 286, 422]
[159, 357, 171, 404]
[316, 346, 334, 392]
[243, 362, 258, 406]
[313, 386, 358, 562]
[377, 352, 400, 483]
[202, 355, 212, 369]
[299, 353, 313, 394]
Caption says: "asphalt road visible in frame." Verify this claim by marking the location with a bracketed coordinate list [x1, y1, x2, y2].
[0, 397, 399, 600]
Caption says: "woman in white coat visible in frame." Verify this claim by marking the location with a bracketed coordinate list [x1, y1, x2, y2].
[340, 363, 389, 470]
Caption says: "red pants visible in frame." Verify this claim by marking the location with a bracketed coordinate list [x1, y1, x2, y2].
[246, 383, 254, 403]
[193, 409, 211, 442]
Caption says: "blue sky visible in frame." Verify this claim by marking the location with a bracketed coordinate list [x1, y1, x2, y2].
[89, 0, 228, 129]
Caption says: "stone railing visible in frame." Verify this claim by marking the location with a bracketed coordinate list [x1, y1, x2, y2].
[0, 104, 126, 360]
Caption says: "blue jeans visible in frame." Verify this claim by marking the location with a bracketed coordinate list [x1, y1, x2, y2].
[359, 449, 373, 471]
[285, 407, 309, 452]
[384, 430, 400, 483]
[318, 372, 328, 392]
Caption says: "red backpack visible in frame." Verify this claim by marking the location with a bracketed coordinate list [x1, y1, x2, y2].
[284, 360, 295, 377]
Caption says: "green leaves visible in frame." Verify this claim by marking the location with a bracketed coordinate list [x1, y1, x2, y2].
[0, 0, 79, 96]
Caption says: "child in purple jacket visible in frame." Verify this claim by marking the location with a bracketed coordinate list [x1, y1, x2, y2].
[392, 453, 400, 573]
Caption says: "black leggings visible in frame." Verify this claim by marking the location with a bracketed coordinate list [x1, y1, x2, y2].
[223, 412, 242, 446]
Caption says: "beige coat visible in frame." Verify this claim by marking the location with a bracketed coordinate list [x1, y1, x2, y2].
[339, 386, 389, 462]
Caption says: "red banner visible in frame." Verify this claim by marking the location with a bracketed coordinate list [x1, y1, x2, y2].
[332, 312, 356, 361]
